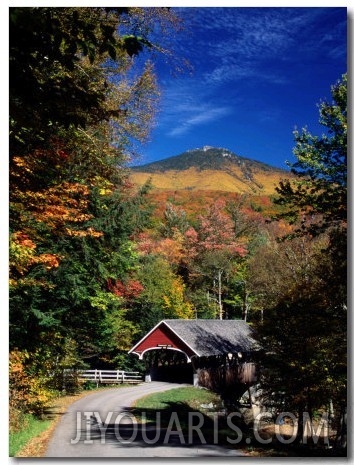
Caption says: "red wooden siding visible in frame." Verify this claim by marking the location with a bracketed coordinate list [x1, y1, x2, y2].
[132, 323, 196, 359]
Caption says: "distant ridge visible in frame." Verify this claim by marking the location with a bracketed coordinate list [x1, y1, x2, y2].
[130, 146, 289, 195]
[132, 146, 284, 173]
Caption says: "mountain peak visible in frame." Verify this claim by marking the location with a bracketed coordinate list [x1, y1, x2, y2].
[188, 145, 235, 160]
[131, 147, 288, 195]
[190, 145, 229, 153]
[132, 146, 280, 173]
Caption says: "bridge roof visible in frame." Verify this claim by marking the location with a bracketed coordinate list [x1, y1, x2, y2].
[129, 319, 258, 361]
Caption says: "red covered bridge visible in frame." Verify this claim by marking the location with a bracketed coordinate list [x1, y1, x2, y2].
[129, 319, 260, 398]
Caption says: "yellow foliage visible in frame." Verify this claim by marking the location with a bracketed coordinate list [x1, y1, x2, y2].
[154, 237, 184, 265]
[130, 166, 287, 195]
[9, 350, 54, 416]
[9, 233, 36, 274]
[65, 227, 104, 238]
[162, 276, 194, 319]
[10, 232, 63, 276]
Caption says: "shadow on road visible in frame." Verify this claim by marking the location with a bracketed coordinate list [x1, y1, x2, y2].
[73, 401, 248, 451]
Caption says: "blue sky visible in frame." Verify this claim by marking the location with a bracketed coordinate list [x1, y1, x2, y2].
[134, 7, 347, 169]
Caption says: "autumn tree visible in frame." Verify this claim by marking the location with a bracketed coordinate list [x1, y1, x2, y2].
[275, 74, 347, 319]
[160, 202, 190, 237]
[9, 7, 183, 404]
[246, 220, 321, 316]
[128, 255, 194, 337]
[9, 7, 181, 155]
[183, 200, 248, 319]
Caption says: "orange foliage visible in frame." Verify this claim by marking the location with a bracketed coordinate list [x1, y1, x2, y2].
[9, 350, 54, 416]
[10, 147, 105, 286]
[65, 227, 103, 238]
[152, 237, 184, 265]
[107, 278, 144, 300]
[10, 231, 62, 278]
[11, 146, 104, 239]
[14, 182, 92, 229]
[135, 230, 186, 266]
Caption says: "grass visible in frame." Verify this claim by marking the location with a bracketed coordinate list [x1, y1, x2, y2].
[132, 387, 346, 457]
[134, 386, 222, 414]
[132, 386, 245, 445]
[10, 385, 345, 458]
[9, 414, 51, 457]
[10, 384, 138, 457]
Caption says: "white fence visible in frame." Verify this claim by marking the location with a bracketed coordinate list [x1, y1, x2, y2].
[78, 369, 142, 385]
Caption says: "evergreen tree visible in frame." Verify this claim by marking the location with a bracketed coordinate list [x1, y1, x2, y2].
[256, 74, 347, 447]
[9, 7, 181, 402]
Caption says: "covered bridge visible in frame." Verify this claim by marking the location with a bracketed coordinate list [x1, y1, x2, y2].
[129, 319, 260, 398]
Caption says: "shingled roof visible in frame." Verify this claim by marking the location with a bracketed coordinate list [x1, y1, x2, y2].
[129, 319, 259, 360]
[164, 319, 257, 356]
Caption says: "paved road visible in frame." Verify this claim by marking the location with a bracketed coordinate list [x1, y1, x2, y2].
[45, 382, 245, 457]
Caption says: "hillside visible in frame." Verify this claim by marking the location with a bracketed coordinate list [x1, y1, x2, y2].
[130, 146, 289, 195]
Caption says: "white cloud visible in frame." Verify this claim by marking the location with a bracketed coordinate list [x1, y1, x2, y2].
[176, 7, 344, 88]
[168, 106, 231, 137]
[155, 78, 233, 137]
[154, 7, 345, 140]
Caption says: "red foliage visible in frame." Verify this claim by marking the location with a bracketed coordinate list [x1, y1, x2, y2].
[135, 232, 155, 255]
[107, 278, 144, 300]
[195, 200, 247, 257]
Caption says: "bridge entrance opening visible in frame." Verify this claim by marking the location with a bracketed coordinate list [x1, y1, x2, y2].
[143, 348, 194, 384]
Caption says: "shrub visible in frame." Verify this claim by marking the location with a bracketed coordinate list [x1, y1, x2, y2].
[9, 350, 54, 418]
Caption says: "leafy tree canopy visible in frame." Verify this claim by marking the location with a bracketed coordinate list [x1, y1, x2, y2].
[9, 7, 179, 154]
[255, 74, 347, 444]
[275, 74, 347, 237]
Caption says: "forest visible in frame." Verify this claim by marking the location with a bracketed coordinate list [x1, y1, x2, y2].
[9, 8, 347, 451]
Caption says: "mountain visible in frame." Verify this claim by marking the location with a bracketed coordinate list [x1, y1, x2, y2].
[130, 146, 289, 195]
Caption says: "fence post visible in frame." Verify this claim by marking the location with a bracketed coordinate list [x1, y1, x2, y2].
[122, 371, 125, 384]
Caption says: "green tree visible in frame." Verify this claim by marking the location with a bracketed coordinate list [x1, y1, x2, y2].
[257, 74, 347, 447]
[160, 202, 190, 237]
[129, 255, 194, 338]
[276, 73, 347, 239]
[9, 7, 179, 155]
[9, 7, 182, 387]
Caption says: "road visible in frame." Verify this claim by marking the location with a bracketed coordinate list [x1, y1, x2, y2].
[45, 382, 245, 457]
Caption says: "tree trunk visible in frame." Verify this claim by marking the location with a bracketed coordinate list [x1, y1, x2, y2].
[336, 404, 347, 448]
[218, 269, 223, 320]
[243, 295, 249, 322]
[295, 406, 305, 444]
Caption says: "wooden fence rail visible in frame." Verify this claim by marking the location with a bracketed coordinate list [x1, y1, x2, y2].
[77, 369, 142, 385]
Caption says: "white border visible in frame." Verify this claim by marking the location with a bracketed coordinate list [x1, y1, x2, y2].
[2, 3, 352, 465]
